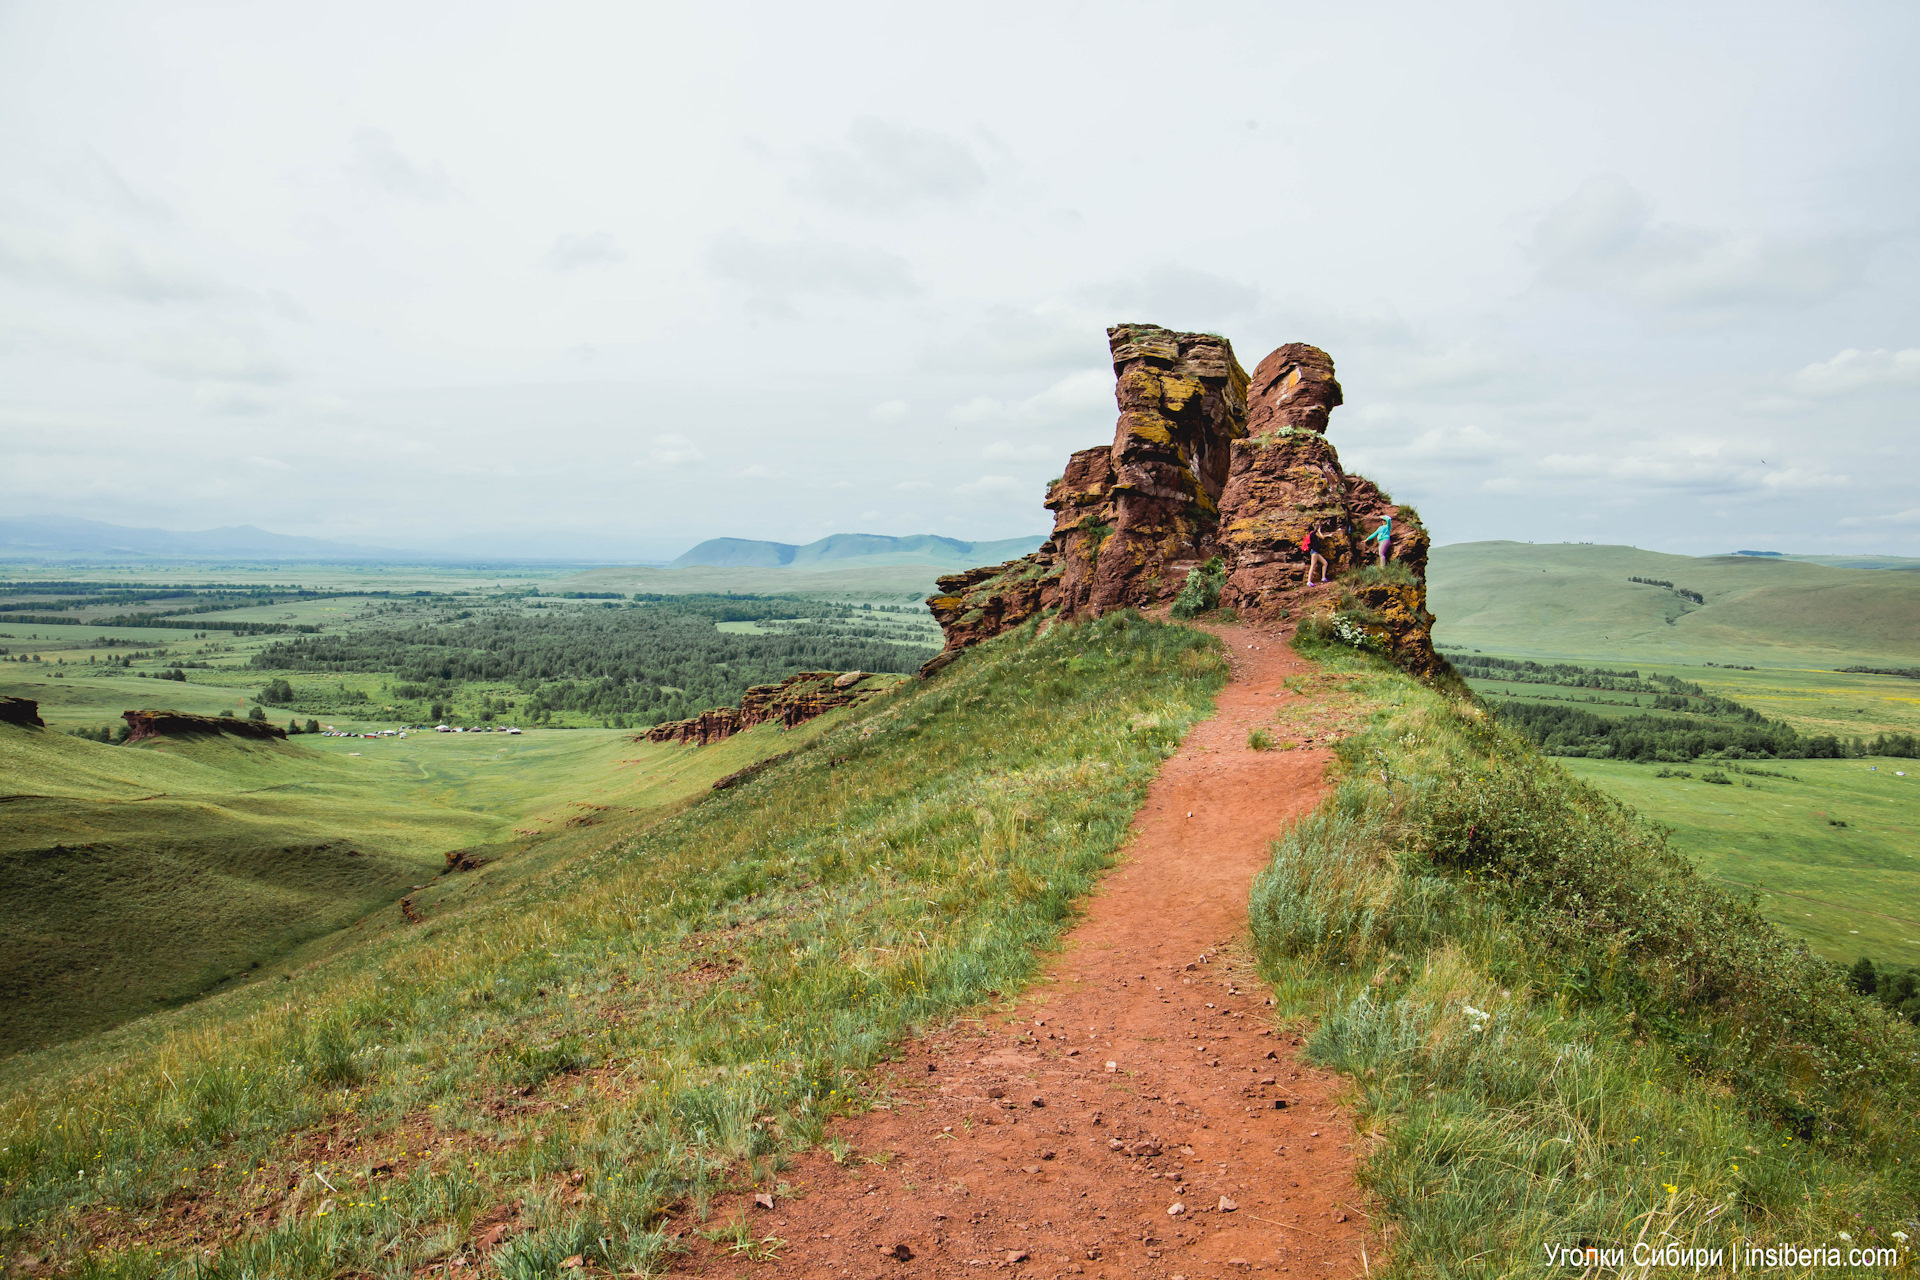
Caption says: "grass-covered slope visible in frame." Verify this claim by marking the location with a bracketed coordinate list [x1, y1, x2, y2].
[0, 711, 888, 1055]
[0, 613, 1225, 1278]
[1430, 541, 1920, 665]
[1254, 628, 1920, 1272]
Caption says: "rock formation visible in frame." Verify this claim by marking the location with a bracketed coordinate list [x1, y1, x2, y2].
[923, 323, 1439, 677]
[0, 696, 44, 729]
[121, 709, 288, 743]
[644, 670, 890, 746]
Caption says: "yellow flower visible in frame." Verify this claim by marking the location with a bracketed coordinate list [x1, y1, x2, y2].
[1662, 1183, 1677, 1194]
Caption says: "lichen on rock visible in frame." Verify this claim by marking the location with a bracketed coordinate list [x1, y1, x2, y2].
[920, 323, 1440, 679]
[643, 670, 893, 746]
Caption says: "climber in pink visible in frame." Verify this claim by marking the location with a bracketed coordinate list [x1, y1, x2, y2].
[1303, 524, 1330, 585]
[1365, 515, 1393, 568]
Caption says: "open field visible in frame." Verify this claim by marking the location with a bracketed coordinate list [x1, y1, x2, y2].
[1557, 756, 1920, 967]
[0, 692, 872, 1054]
[1430, 540, 1920, 967]
[1462, 663, 1920, 738]
[1430, 540, 1920, 666]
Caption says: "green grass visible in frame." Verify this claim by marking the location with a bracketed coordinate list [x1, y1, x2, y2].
[0, 707, 866, 1055]
[1251, 631, 1920, 1274]
[1431, 541, 1920, 667]
[0, 611, 1227, 1276]
[1556, 757, 1920, 967]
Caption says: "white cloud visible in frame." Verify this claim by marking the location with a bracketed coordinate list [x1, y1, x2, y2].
[734, 463, 782, 479]
[983, 440, 1055, 461]
[1790, 348, 1920, 398]
[1532, 175, 1873, 312]
[894, 479, 933, 491]
[946, 369, 1112, 430]
[794, 118, 987, 213]
[1384, 344, 1510, 394]
[140, 331, 289, 384]
[0, 223, 228, 304]
[1076, 265, 1259, 325]
[1537, 442, 1847, 495]
[195, 384, 276, 415]
[245, 455, 292, 470]
[642, 433, 707, 468]
[545, 231, 625, 272]
[1838, 507, 1920, 528]
[946, 395, 1005, 425]
[1019, 368, 1112, 422]
[706, 232, 915, 315]
[956, 474, 1027, 499]
[868, 399, 910, 422]
[929, 302, 1107, 372]
[347, 128, 454, 202]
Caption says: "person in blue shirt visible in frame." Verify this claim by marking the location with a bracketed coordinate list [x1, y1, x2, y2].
[1364, 516, 1393, 568]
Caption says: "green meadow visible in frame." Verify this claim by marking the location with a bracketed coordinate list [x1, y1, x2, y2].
[0, 707, 873, 1058]
[1428, 540, 1920, 971]
[1430, 540, 1920, 667]
[1557, 757, 1920, 967]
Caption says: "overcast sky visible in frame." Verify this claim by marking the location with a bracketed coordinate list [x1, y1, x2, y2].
[2, 2, 1916, 560]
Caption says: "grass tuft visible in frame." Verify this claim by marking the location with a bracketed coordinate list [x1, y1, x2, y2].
[1250, 627, 1920, 1270]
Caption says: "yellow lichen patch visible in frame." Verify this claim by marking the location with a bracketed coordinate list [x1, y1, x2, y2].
[1158, 374, 1203, 414]
[1123, 413, 1174, 446]
[1117, 367, 1164, 406]
[928, 596, 965, 610]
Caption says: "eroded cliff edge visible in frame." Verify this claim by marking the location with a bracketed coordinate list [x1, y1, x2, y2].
[924, 323, 1439, 677]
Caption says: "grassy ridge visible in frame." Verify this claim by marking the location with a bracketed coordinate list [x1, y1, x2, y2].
[0, 613, 1226, 1277]
[1253, 630, 1920, 1273]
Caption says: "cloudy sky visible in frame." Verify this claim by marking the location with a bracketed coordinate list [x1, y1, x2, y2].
[2, 2, 1916, 560]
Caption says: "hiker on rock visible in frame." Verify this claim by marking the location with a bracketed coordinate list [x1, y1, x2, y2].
[1302, 523, 1331, 585]
[1365, 515, 1393, 568]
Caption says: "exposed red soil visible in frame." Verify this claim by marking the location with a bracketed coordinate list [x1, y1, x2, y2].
[682, 622, 1375, 1279]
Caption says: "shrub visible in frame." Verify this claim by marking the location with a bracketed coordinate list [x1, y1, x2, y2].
[1248, 727, 1274, 751]
[1170, 557, 1225, 620]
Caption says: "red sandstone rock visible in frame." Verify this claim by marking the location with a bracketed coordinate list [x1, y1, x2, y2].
[0, 696, 44, 729]
[921, 328, 1439, 679]
[1245, 343, 1343, 436]
[643, 671, 891, 746]
[121, 709, 286, 742]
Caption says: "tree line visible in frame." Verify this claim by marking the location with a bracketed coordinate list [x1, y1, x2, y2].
[248, 595, 935, 726]
[1493, 700, 1919, 762]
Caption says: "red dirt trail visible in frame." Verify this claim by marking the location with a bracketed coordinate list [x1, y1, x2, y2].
[684, 623, 1374, 1279]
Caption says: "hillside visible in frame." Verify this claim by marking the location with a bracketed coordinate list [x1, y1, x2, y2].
[1429, 540, 1920, 664]
[667, 533, 1045, 570]
[0, 704, 865, 1054]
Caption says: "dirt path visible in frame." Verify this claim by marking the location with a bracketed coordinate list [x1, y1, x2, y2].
[687, 622, 1373, 1279]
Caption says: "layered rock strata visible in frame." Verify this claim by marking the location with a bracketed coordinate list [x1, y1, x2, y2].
[643, 670, 888, 747]
[923, 323, 1439, 677]
[121, 709, 287, 742]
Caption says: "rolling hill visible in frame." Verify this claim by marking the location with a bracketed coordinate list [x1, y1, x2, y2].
[668, 532, 1046, 570]
[1428, 541, 1920, 665]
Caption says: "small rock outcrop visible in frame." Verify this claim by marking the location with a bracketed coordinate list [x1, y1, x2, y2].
[0, 696, 44, 729]
[644, 671, 890, 746]
[923, 323, 1438, 677]
[121, 710, 287, 743]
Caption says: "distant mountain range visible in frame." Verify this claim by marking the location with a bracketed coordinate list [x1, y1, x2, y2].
[0, 517, 412, 561]
[669, 533, 1048, 570]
